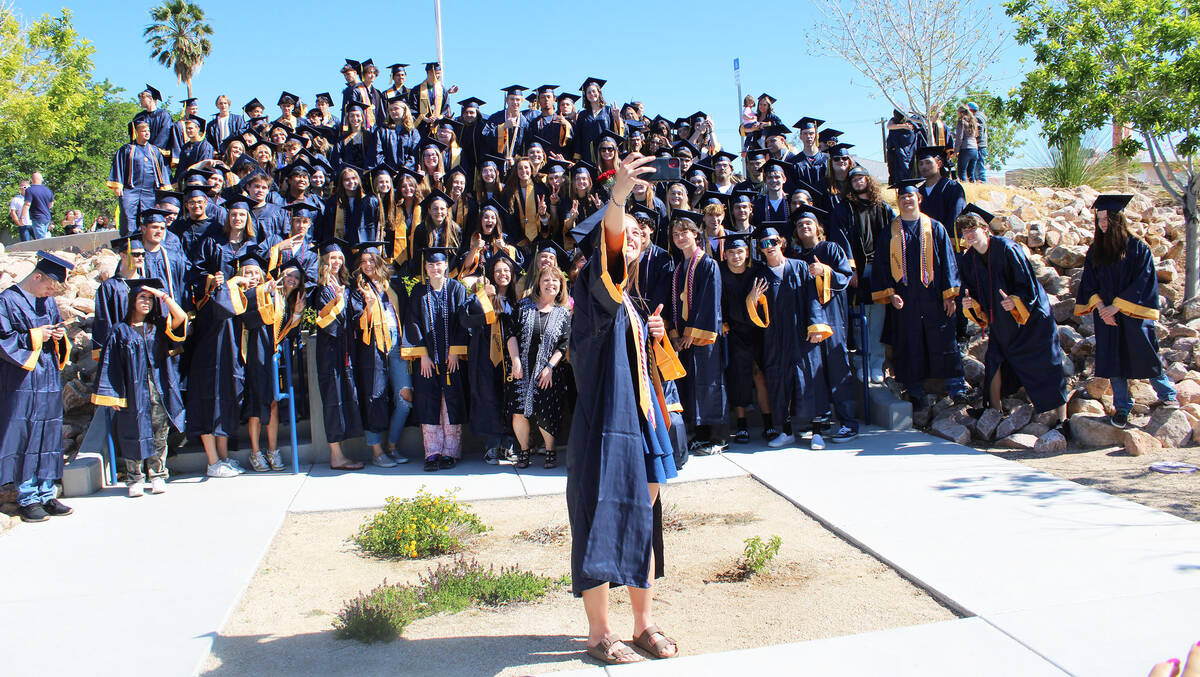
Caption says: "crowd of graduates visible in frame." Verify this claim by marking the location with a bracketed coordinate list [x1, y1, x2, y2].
[0, 62, 1175, 525]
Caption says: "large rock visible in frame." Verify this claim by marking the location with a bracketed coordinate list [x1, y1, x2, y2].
[1035, 430, 1068, 452]
[995, 403, 1035, 439]
[1083, 377, 1112, 399]
[996, 433, 1038, 450]
[1069, 414, 1124, 447]
[1021, 421, 1051, 437]
[963, 357, 984, 385]
[1129, 380, 1158, 407]
[1166, 362, 1190, 382]
[1122, 429, 1163, 457]
[930, 417, 971, 445]
[1052, 298, 1077, 324]
[1045, 245, 1087, 269]
[1175, 379, 1200, 406]
[61, 379, 91, 414]
[1057, 325, 1082, 350]
[972, 407, 1004, 440]
[1068, 397, 1107, 417]
[1157, 259, 1178, 283]
[1145, 408, 1193, 448]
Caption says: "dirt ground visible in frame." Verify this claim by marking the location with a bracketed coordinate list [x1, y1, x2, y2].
[992, 441, 1200, 522]
[201, 476, 955, 676]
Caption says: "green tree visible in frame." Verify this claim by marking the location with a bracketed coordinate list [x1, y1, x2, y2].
[942, 89, 1028, 171]
[144, 0, 212, 99]
[1005, 0, 1200, 299]
[0, 7, 139, 233]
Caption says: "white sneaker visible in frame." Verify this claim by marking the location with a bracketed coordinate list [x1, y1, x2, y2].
[222, 458, 247, 474]
[386, 448, 410, 464]
[267, 449, 285, 471]
[149, 478, 167, 494]
[767, 433, 795, 448]
[372, 454, 398, 468]
[248, 451, 269, 472]
[207, 462, 239, 478]
[810, 433, 826, 450]
[127, 483, 144, 498]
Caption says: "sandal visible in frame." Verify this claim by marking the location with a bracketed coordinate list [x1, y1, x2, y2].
[632, 625, 679, 659]
[423, 455, 440, 472]
[586, 634, 644, 665]
[330, 461, 364, 471]
[543, 449, 558, 469]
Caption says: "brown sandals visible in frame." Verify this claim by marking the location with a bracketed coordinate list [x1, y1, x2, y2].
[632, 625, 679, 659]
[586, 634, 643, 665]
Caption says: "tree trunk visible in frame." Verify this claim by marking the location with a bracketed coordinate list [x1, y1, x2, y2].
[186, 78, 193, 100]
[1185, 174, 1200, 303]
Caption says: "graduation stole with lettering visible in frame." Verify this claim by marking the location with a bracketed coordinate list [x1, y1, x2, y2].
[392, 203, 421, 266]
[418, 83, 443, 121]
[473, 287, 505, 366]
[518, 183, 538, 242]
[889, 214, 935, 288]
[358, 280, 400, 355]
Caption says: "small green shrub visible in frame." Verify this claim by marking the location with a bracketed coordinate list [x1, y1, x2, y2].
[1026, 136, 1126, 189]
[354, 490, 488, 559]
[333, 557, 564, 643]
[741, 535, 783, 576]
[299, 307, 318, 332]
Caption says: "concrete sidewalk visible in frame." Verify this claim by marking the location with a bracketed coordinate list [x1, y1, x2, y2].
[4, 428, 1199, 676]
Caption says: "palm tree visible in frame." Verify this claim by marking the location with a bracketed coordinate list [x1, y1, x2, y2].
[143, 0, 213, 100]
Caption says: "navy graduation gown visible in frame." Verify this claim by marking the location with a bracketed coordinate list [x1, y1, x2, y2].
[142, 245, 188, 306]
[92, 320, 185, 459]
[568, 231, 675, 596]
[171, 214, 222, 259]
[92, 277, 130, 360]
[919, 177, 967, 251]
[313, 284, 363, 443]
[573, 106, 619, 165]
[139, 108, 180, 162]
[886, 124, 918, 185]
[671, 250, 726, 426]
[747, 259, 830, 423]
[480, 112, 532, 160]
[796, 241, 856, 420]
[250, 202, 290, 243]
[205, 113, 245, 149]
[961, 236, 1067, 412]
[0, 286, 69, 485]
[403, 279, 471, 425]
[376, 125, 420, 170]
[870, 216, 964, 385]
[173, 140, 214, 184]
[318, 196, 376, 245]
[1075, 237, 1163, 379]
[185, 282, 245, 436]
[108, 141, 170, 235]
[827, 199, 896, 306]
[750, 193, 789, 229]
[240, 285, 283, 422]
[720, 262, 764, 409]
[350, 282, 404, 434]
[459, 289, 515, 438]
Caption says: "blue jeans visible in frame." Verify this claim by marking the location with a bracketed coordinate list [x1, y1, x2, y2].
[18, 477, 56, 507]
[1111, 375, 1177, 414]
[18, 225, 33, 241]
[387, 344, 414, 446]
[31, 220, 50, 239]
[975, 146, 988, 182]
[956, 149, 980, 182]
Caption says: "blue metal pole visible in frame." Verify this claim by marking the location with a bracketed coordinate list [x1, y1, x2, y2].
[105, 409, 118, 486]
[860, 304, 871, 426]
[281, 343, 300, 473]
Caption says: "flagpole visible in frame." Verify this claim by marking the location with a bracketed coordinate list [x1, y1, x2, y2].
[434, 0, 444, 78]
[734, 58, 745, 175]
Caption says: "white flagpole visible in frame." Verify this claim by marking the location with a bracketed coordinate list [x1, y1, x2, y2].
[434, 0, 444, 80]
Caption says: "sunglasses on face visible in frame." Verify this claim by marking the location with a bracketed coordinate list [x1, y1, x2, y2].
[759, 239, 781, 248]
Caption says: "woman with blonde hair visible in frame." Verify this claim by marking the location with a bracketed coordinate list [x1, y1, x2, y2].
[312, 240, 365, 470]
[505, 264, 572, 469]
[351, 246, 411, 466]
[500, 156, 551, 245]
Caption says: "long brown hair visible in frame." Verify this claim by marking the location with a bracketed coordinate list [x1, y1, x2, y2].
[1089, 210, 1134, 267]
[847, 172, 883, 207]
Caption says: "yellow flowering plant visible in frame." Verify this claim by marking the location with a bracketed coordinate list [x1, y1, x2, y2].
[354, 489, 488, 559]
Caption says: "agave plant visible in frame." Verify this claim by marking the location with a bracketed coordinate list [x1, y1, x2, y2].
[1027, 136, 1126, 189]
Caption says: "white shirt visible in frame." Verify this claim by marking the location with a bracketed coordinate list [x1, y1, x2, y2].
[9, 195, 31, 225]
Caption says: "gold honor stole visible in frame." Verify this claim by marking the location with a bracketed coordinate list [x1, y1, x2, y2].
[392, 205, 421, 266]
[473, 288, 504, 366]
[358, 282, 400, 354]
[355, 85, 375, 128]
[519, 184, 538, 241]
[418, 83, 443, 121]
[873, 214, 940, 304]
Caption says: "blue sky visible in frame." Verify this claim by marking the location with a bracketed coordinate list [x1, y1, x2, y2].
[20, 0, 1039, 167]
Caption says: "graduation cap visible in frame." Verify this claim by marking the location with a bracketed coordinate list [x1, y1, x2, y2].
[351, 241, 387, 258]
[827, 142, 855, 158]
[315, 237, 350, 255]
[847, 165, 871, 180]
[893, 177, 925, 194]
[762, 124, 792, 138]
[315, 92, 334, 105]
[731, 190, 757, 204]
[818, 128, 844, 144]
[309, 155, 334, 176]
[486, 250, 520, 278]
[34, 250, 74, 283]
[597, 129, 625, 150]
[420, 189, 453, 210]
[525, 93, 538, 104]
[283, 160, 314, 178]
[688, 164, 715, 184]
[746, 147, 770, 160]
[385, 92, 408, 105]
[423, 61, 442, 69]
[388, 63, 408, 73]
[756, 224, 788, 245]
[138, 208, 173, 226]
[243, 98, 264, 113]
[761, 159, 791, 176]
[181, 97, 198, 107]
[711, 151, 738, 165]
[629, 204, 660, 225]
[960, 203, 995, 225]
[668, 209, 704, 226]
[790, 203, 829, 224]
[700, 190, 729, 210]
[539, 158, 571, 175]
[570, 160, 599, 180]
[458, 97, 486, 109]
[479, 196, 512, 219]
[501, 84, 528, 95]
[478, 154, 506, 170]
[361, 59, 378, 73]
[230, 154, 259, 174]
[793, 117, 824, 131]
[421, 246, 457, 263]
[718, 231, 752, 249]
[277, 262, 311, 288]
[110, 233, 147, 255]
[419, 137, 449, 154]
[369, 163, 395, 179]
[125, 278, 164, 296]
[183, 186, 211, 202]
[221, 188, 254, 211]
[278, 91, 299, 106]
[142, 84, 162, 101]
[155, 189, 183, 207]
[535, 84, 559, 94]
[247, 115, 268, 126]
[915, 145, 947, 160]
[533, 240, 571, 270]
[579, 77, 607, 91]
[672, 139, 700, 158]
[307, 125, 340, 143]
[435, 118, 464, 136]
[445, 164, 469, 183]
[343, 58, 363, 75]
[673, 117, 692, 129]
[1092, 194, 1133, 213]
[235, 250, 268, 271]
[282, 202, 318, 220]
[183, 166, 216, 184]
[557, 92, 581, 104]
[757, 93, 777, 104]
[392, 165, 422, 184]
[344, 100, 370, 113]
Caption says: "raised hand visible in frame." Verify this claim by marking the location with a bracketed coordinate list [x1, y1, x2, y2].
[998, 288, 1015, 312]
[647, 303, 666, 339]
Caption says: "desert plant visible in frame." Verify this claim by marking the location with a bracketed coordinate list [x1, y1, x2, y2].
[354, 490, 488, 559]
[333, 557, 566, 642]
[740, 535, 783, 576]
[1026, 136, 1125, 189]
[143, 0, 213, 99]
